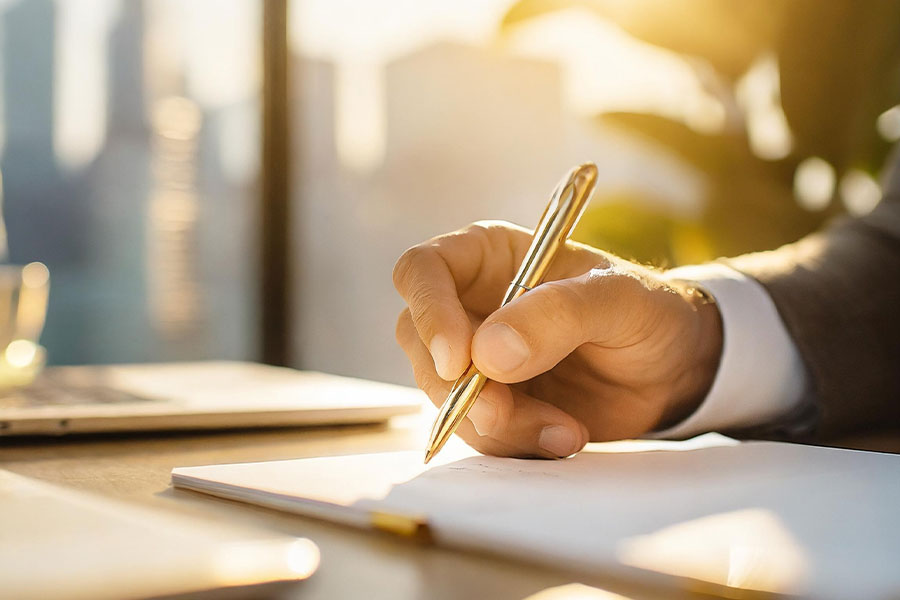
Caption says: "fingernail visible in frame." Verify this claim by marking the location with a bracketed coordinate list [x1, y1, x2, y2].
[429, 334, 452, 380]
[539, 425, 578, 457]
[467, 396, 498, 437]
[476, 323, 530, 374]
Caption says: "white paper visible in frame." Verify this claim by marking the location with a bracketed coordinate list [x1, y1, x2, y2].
[172, 435, 900, 599]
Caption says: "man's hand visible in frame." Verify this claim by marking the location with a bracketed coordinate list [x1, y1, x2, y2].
[393, 221, 723, 458]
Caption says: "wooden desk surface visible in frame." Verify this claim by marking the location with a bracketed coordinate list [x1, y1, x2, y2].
[3, 414, 898, 600]
[0, 414, 699, 600]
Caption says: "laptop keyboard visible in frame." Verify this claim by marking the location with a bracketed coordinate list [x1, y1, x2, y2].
[0, 375, 156, 409]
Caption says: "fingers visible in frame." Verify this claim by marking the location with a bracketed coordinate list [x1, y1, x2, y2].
[471, 264, 659, 384]
[396, 309, 588, 458]
[468, 382, 590, 458]
[392, 222, 526, 380]
[392, 238, 475, 380]
[392, 221, 609, 381]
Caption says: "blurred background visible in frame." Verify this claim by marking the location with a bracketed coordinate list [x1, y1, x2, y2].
[0, 0, 898, 386]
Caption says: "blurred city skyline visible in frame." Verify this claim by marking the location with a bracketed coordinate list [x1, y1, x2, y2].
[0, 0, 259, 365]
[0, 0, 703, 384]
[0, 0, 717, 176]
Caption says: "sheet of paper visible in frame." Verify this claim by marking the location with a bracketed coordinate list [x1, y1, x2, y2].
[172, 435, 900, 600]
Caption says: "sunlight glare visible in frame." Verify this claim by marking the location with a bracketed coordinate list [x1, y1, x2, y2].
[617, 509, 809, 594]
[166, 0, 260, 108]
[505, 9, 725, 132]
[53, 0, 119, 170]
[876, 105, 900, 142]
[524, 583, 634, 600]
[736, 54, 792, 160]
[289, 0, 512, 172]
[211, 538, 320, 585]
[22, 262, 50, 289]
[794, 157, 835, 211]
[5, 339, 37, 369]
[335, 62, 384, 173]
[290, 0, 510, 61]
[840, 169, 881, 216]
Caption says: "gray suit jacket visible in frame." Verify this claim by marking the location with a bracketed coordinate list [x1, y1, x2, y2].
[728, 148, 900, 440]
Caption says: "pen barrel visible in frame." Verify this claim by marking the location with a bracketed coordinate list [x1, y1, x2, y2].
[440, 364, 487, 429]
[503, 163, 597, 306]
[426, 364, 488, 459]
[425, 163, 598, 464]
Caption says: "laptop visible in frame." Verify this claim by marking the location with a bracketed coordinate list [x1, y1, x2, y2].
[0, 469, 319, 599]
[0, 361, 421, 436]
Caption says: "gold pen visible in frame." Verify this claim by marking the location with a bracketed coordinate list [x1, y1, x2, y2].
[424, 163, 599, 464]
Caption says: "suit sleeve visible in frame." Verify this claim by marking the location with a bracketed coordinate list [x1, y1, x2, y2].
[726, 150, 900, 440]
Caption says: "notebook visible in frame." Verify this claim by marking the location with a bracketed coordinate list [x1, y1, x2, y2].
[172, 434, 900, 600]
[1, 469, 319, 600]
[0, 361, 421, 436]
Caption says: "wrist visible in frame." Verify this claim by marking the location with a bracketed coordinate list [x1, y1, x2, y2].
[657, 282, 724, 429]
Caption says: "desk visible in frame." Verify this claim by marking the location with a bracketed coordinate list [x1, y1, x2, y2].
[2, 415, 899, 600]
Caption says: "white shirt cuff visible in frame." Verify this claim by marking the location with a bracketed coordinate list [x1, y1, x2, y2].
[648, 263, 808, 439]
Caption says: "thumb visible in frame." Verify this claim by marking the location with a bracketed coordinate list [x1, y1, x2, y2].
[470, 266, 651, 383]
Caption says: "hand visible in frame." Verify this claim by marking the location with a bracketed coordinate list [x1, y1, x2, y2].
[393, 221, 723, 458]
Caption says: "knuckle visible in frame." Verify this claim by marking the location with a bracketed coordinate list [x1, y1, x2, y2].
[406, 295, 445, 341]
[532, 281, 586, 338]
[467, 219, 501, 233]
[464, 221, 491, 235]
[392, 245, 428, 292]
[584, 267, 662, 345]
[476, 384, 515, 441]
[493, 397, 514, 437]
[461, 221, 495, 250]
[466, 219, 521, 241]
[408, 283, 441, 310]
[585, 266, 642, 304]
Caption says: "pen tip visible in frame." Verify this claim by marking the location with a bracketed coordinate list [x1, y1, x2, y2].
[424, 448, 435, 465]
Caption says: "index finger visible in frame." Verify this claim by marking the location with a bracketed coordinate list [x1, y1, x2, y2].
[392, 222, 517, 380]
